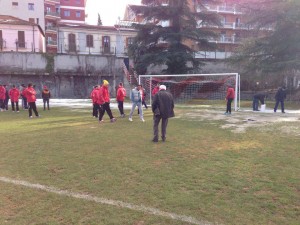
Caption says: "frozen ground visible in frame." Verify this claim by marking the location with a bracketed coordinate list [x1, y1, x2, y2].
[35, 99, 300, 136]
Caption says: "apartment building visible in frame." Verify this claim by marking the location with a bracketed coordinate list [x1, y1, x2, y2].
[0, 0, 45, 33]
[44, 0, 87, 53]
[122, 0, 253, 59]
[0, 15, 45, 52]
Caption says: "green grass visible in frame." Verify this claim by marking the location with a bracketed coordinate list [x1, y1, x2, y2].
[0, 106, 299, 225]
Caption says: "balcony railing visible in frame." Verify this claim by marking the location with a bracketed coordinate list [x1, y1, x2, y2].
[46, 26, 57, 32]
[194, 51, 233, 59]
[208, 36, 242, 44]
[15, 41, 27, 48]
[47, 40, 57, 46]
[100, 46, 115, 55]
[197, 4, 242, 14]
[45, 11, 60, 18]
[198, 21, 253, 30]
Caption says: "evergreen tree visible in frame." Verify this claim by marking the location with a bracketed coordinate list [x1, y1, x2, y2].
[97, 13, 102, 26]
[129, 0, 220, 75]
[228, 0, 300, 74]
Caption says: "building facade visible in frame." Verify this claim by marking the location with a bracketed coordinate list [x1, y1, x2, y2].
[0, 15, 45, 53]
[0, 0, 45, 32]
[57, 23, 136, 57]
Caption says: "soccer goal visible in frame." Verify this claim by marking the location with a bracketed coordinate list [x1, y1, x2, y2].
[138, 73, 240, 111]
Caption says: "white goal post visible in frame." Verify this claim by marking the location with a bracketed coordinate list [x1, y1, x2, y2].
[138, 73, 240, 111]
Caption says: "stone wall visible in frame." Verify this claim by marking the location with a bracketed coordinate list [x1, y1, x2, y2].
[0, 52, 129, 98]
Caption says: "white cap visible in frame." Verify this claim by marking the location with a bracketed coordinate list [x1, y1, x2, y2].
[159, 85, 166, 90]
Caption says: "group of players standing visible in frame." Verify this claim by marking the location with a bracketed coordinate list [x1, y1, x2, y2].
[0, 83, 51, 118]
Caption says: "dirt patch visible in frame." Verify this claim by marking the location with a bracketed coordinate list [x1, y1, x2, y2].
[178, 107, 300, 136]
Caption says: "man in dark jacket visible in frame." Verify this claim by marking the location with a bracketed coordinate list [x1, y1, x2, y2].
[253, 93, 267, 111]
[274, 86, 286, 113]
[151, 85, 175, 142]
[42, 86, 51, 110]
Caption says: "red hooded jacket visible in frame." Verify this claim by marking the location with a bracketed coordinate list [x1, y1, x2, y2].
[25, 87, 37, 103]
[95, 87, 105, 105]
[102, 85, 110, 103]
[0, 86, 5, 100]
[9, 88, 20, 102]
[152, 86, 159, 96]
[117, 85, 126, 101]
[226, 87, 235, 100]
[90, 88, 98, 104]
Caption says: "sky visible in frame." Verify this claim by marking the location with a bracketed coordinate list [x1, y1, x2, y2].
[86, 0, 141, 26]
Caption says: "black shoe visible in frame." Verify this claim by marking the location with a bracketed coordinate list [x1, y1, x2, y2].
[282, 111, 285, 113]
[152, 139, 158, 142]
[162, 137, 166, 142]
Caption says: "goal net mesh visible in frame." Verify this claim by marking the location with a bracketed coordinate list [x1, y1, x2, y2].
[139, 73, 240, 110]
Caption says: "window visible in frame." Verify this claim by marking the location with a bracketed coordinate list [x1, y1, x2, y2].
[28, 3, 34, 11]
[68, 33, 76, 52]
[12, 2, 18, 6]
[76, 11, 81, 18]
[18, 31, 25, 48]
[0, 30, 3, 50]
[64, 10, 70, 17]
[75, 0, 81, 4]
[86, 35, 93, 47]
[126, 37, 134, 46]
[102, 36, 110, 53]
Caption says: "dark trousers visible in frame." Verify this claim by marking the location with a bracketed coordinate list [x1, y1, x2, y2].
[28, 102, 39, 117]
[0, 99, 4, 110]
[99, 102, 114, 120]
[11, 101, 19, 111]
[92, 103, 98, 117]
[226, 98, 233, 113]
[153, 115, 168, 141]
[22, 96, 28, 109]
[252, 98, 259, 110]
[4, 98, 9, 110]
[142, 100, 148, 109]
[274, 100, 284, 112]
[43, 99, 50, 110]
[118, 101, 124, 115]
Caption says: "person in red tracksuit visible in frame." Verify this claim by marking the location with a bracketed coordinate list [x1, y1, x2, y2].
[101, 80, 116, 123]
[225, 85, 235, 115]
[0, 84, 6, 111]
[25, 83, 39, 118]
[9, 85, 20, 112]
[95, 85, 105, 123]
[116, 82, 126, 118]
[90, 85, 99, 118]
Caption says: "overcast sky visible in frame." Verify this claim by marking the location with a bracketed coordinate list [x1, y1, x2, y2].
[86, 0, 141, 26]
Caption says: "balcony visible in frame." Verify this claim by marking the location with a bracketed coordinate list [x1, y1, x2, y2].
[197, 4, 242, 14]
[100, 46, 115, 55]
[45, 11, 60, 18]
[45, 0, 60, 3]
[45, 26, 57, 33]
[194, 51, 233, 59]
[208, 36, 242, 44]
[47, 40, 57, 46]
[197, 21, 253, 30]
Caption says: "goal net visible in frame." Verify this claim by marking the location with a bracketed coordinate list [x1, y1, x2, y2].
[138, 73, 240, 111]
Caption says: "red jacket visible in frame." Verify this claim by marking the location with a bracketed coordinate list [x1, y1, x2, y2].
[25, 87, 37, 103]
[95, 87, 105, 105]
[9, 88, 20, 102]
[226, 87, 235, 100]
[152, 86, 159, 96]
[0, 86, 5, 100]
[117, 85, 126, 101]
[102, 85, 110, 103]
[90, 88, 98, 104]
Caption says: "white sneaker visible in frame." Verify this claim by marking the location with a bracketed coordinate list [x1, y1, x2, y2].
[128, 117, 133, 122]
[141, 119, 145, 122]
[29, 116, 33, 119]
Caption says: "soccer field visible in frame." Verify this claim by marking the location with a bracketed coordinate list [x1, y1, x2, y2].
[0, 100, 299, 225]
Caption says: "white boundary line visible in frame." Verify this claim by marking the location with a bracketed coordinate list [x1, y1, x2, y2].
[0, 176, 215, 225]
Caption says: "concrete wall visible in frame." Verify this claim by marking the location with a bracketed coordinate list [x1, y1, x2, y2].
[0, 52, 128, 98]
